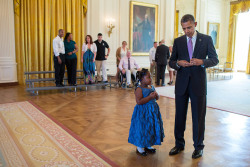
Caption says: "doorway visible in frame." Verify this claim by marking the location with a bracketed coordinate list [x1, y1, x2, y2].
[234, 11, 250, 72]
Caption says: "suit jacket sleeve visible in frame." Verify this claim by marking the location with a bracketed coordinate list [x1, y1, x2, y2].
[167, 47, 170, 59]
[169, 39, 181, 70]
[203, 36, 219, 68]
[155, 47, 159, 62]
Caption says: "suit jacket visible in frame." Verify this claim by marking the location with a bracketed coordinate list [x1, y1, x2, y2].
[155, 44, 170, 65]
[169, 31, 219, 96]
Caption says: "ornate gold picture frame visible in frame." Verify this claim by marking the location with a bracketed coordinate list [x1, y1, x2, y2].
[130, 1, 158, 56]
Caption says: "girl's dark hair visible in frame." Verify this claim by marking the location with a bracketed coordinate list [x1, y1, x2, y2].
[85, 35, 93, 44]
[138, 68, 149, 81]
[64, 32, 71, 41]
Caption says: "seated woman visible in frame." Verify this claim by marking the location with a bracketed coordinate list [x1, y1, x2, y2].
[64, 33, 78, 86]
[81, 35, 97, 84]
[116, 41, 128, 81]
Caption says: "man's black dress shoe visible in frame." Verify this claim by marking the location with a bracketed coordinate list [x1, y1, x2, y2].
[136, 149, 147, 156]
[144, 147, 156, 153]
[169, 146, 184, 155]
[103, 81, 108, 83]
[60, 83, 65, 87]
[161, 83, 166, 86]
[192, 149, 203, 159]
[56, 84, 63, 87]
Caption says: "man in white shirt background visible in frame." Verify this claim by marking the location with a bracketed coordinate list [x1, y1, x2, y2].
[53, 29, 65, 87]
[149, 41, 157, 83]
[119, 51, 141, 88]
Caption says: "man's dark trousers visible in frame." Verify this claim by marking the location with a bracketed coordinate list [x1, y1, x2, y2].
[54, 54, 65, 85]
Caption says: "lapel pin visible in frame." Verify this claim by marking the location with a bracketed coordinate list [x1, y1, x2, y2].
[199, 39, 202, 41]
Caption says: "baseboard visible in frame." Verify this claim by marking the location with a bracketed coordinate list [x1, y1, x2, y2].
[0, 82, 18, 87]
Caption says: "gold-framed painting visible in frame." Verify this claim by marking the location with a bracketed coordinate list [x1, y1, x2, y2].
[207, 22, 220, 49]
[130, 1, 158, 56]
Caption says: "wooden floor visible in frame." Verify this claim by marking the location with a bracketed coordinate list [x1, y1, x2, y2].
[0, 84, 249, 167]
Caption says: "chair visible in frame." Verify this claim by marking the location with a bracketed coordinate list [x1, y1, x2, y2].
[118, 70, 139, 88]
[208, 64, 223, 80]
[223, 62, 233, 79]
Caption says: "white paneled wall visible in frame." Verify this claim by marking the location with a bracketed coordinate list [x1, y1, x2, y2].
[87, 0, 175, 75]
[176, 0, 196, 33]
[0, 0, 17, 83]
[206, 0, 230, 65]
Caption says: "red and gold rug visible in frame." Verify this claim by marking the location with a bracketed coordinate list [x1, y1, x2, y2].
[0, 101, 118, 167]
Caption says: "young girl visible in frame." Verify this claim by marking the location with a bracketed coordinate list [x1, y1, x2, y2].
[128, 69, 165, 156]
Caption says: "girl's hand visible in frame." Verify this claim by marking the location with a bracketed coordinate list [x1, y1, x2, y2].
[154, 91, 159, 100]
[81, 58, 83, 63]
[149, 92, 156, 99]
[93, 59, 95, 62]
[154, 91, 158, 97]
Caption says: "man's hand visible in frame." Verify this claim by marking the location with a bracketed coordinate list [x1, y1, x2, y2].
[105, 55, 108, 59]
[68, 52, 73, 56]
[190, 58, 204, 66]
[58, 57, 62, 64]
[177, 60, 192, 67]
[151, 63, 154, 66]
[137, 68, 141, 71]
[93, 58, 95, 62]
[122, 69, 126, 74]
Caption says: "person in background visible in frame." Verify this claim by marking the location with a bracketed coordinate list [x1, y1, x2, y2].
[64, 33, 78, 86]
[119, 50, 141, 88]
[155, 39, 170, 86]
[149, 42, 157, 83]
[94, 33, 110, 83]
[167, 46, 174, 85]
[81, 35, 97, 84]
[116, 41, 128, 81]
[53, 29, 65, 87]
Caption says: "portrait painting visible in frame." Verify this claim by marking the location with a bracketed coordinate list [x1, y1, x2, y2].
[130, 1, 158, 56]
[207, 22, 220, 49]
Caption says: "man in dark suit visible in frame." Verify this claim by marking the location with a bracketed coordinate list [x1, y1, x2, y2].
[169, 14, 219, 159]
[155, 40, 170, 86]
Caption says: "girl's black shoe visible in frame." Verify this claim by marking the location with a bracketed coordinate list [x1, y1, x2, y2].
[144, 147, 156, 153]
[136, 149, 147, 156]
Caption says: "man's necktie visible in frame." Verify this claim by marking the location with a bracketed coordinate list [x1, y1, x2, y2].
[187, 37, 193, 60]
[128, 58, 131, 70]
